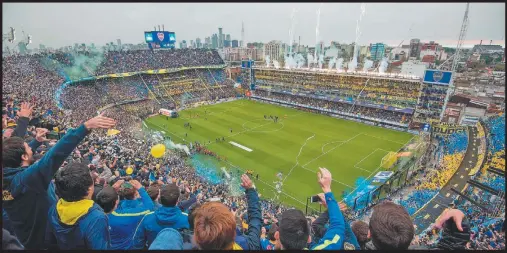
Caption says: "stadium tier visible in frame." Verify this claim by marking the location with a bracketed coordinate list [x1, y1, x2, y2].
[2, 48, 504, 251]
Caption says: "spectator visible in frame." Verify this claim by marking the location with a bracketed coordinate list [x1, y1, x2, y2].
[261, 223, 278, 250]
[147, 183, 162, 211]
[2, 114, 115, 249]
[133, 183, 190, 249]
[274, 168, 345, 250]
[100, 179, 154, 249]
[192, 174, 261, 250]
[366, 201, 415, 250]
[47, 162, 110, 249]
[351, 220, 370, 249]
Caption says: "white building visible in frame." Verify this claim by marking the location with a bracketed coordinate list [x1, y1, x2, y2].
[401, 60, 428, 78]
[264, 40, 284, 62]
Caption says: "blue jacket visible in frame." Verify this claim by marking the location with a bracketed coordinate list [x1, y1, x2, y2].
[237, 188, 262, 250]
[133, 206, 189, 249]
[108, 188, 155, 250]
[310, 192, 346, 250]
[2, 124, 89, 249]
[47, 200, 110, 250]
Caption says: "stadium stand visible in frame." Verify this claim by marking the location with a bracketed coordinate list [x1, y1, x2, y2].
[2, 49, 504, 250]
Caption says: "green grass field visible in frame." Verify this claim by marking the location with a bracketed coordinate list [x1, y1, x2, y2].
[145, 99, 413, 211]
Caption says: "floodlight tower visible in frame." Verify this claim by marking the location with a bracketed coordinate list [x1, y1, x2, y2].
[440, 3, 469, 121]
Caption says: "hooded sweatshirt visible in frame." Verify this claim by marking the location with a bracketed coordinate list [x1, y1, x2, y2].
[47, 199, 110, 250]
[2, 124, 90, 249]
[132, 206, 189, 249]
[108, 188, 154, 249]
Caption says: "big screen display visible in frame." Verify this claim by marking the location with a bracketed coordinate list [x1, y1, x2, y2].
[144, 31, 176, 44]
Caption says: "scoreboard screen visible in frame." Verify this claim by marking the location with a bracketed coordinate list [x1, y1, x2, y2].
[144, 31, 176, 44]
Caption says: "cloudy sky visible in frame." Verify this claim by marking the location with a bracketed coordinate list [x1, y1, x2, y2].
[3, 3, 505, 49]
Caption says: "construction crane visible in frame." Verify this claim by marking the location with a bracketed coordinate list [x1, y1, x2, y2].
[2, 27, 16, 43]
[440, 3, 469, 121]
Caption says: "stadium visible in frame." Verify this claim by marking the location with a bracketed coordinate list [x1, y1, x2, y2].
[3, 32, 505, 251]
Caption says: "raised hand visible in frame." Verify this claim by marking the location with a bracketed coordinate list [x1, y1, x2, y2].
[433, 208, 465, 232]
[17, 102, 35, 118]
[112, 179, 125, 191]
[317, 167, 332, 193]
[317, 193, 328, 208]
[35, 128, 50, 142]
[84, 113, 116, 130]
[129, 180, 142, 190]
[240, 174, 253, 190]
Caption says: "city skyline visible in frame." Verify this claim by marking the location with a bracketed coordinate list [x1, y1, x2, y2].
[3, 3, 505, 49]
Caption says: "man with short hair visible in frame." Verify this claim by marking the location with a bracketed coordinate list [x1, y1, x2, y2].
[96, 179, 154, 249]
[2, 114, 115, 249]
[366, 201, 415, 250]
[351, 220, 370, 249]
[133, 183, 190, 249]
[47, 162, 110, 249]
[274, 168, 345, 250]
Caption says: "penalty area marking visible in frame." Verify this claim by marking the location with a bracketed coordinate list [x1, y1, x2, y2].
[229, 141, 253, 152]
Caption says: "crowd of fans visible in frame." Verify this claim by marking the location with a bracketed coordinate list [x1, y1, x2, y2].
[254, 69, 420, 108]
[3, 48, 505, 251]
[253, 89, 411, 124]
[96, 49, 224, 75]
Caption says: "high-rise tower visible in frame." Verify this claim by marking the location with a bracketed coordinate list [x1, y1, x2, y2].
[241, 21, 245, 48]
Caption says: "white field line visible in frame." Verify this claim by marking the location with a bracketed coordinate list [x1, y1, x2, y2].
[353, 148, 391, 173]
[298, 133, 361, 189]
[361, 133, 407, 145]
[321, 140, 346, 154]
[229, 141, 253, 152]
[302, 133, 362, 168]
[281, 134, 316, 184]
[343, 135, 417, 200]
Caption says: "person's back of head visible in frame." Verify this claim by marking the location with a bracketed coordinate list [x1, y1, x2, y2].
[369, 201, 414, 250]
[187, 202, 201, 231]
[268, 223, 279, 241]
[160, 184, 180, 207]
[193, 201, 236, 250]
[147, 184, 162, 201]
[120, 183, 137, 200]
[351, 220, 370, 248]
[96, 186, 118, 214]
[55, 162, 94, 202]
[275, 209, 310, 250]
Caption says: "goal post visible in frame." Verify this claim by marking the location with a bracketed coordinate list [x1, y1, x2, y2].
[381, 151, 398, 170]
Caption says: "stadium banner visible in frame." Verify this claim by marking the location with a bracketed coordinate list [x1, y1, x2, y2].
[430, 122, 466, 135]
[371, 171, 394, 184]
[423, 69, 453, 85]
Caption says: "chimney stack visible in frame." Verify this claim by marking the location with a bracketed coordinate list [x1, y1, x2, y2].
[479, 40, 482, 45]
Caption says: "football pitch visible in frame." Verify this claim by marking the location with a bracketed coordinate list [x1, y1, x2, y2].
[145, 99, 413, 210]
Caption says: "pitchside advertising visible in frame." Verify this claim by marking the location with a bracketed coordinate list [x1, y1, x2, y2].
[145, 31, 176, 49]
[423, 69, 453, 85]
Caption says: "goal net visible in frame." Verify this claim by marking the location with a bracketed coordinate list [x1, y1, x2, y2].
[381, 151, 398, 170]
